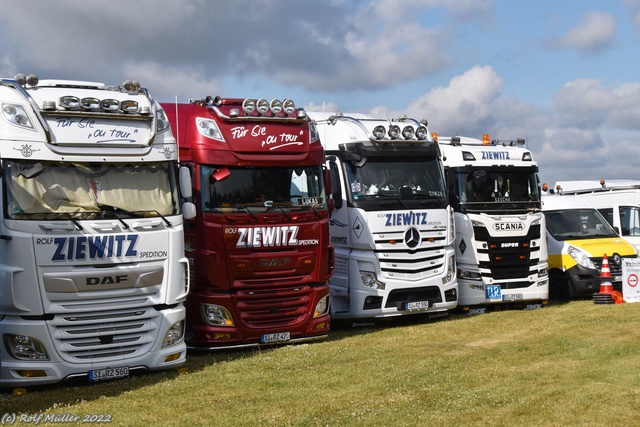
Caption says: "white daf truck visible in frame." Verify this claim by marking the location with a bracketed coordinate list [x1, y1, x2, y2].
[309, 112, 457, 321]
[437, 134, 548, 311]
[0, 74, 193, 387]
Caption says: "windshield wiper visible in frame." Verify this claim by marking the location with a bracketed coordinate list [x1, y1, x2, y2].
[97, 203, 130, 230]
[98, 204, 175, 228]
[14, 211, 85, 230]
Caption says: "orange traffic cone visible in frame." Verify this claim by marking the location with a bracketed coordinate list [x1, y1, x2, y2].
[594, 254, 614, 304]
[599, 254, 613, 294]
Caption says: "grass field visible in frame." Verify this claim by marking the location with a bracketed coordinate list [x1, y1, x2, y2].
[2, 300, 640, 426]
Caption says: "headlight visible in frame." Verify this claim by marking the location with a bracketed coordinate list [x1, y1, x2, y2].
[313, 295, 330, 318]
[309, 121, 320, 143]
[156, 108, 171, 133]
[5, 334, 49, 360]
[2, 103, 34, 130]
[201, 304, 234, 326]
[162, 321, 185, 348]
[568, 246, 597, 269]
[443, 255, 456, 284]
[360, 271, 385, 290]
[196, 118, 225, 142]
[458, 268, 482, 280]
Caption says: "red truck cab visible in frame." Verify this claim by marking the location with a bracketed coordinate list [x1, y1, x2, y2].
[162, 97, 333, 349]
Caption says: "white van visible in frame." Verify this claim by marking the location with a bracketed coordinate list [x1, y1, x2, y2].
[542, 194, 637, 300]
[555, 180, 640, 252]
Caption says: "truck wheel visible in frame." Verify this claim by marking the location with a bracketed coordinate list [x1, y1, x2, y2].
[549, 270, 574, 301]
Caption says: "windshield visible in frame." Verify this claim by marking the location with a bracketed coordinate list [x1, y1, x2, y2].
[454, 169, 539, 211]
[544, 208, 617, 240]
[5, 160, 178, 220]
[200, 165, 326, 213]
[347, 157, 446, 204]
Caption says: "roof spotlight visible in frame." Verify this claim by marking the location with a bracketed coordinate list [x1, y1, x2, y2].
[402, 126, 414, 140]
[283, 99, 296, 115]
[388, 125, 401, 139]
[373, 125, 386, 139]
[14, 74, 26, 86]
[26, 74, 39, 87]
[269, 99, 283, 114]
[415, 126, 428, 140]
[242, 98, 256, 114]
[256, 98, 269, 115]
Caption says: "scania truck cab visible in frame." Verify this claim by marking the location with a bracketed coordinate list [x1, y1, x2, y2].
[437, 134, 548, 312]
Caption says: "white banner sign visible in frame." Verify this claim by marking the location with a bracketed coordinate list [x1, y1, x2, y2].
[622, 259, 640, 303]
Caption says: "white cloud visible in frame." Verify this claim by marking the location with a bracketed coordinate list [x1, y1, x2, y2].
[554, 78, 640, 130]
[403, 65, 504, 135]
[546, 12, 616, 54]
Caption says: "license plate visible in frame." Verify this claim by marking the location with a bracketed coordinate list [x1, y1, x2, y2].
[89, 366, 129, 382]
[486, 285, 501, 299]
[261, 332, 290, 344]
[502, 293, 523, 301]
[405, 301, 430, 311]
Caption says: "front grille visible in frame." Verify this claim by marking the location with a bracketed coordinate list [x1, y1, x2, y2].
[50, 305, 159, 363]
[373, 227, 448, 281]
[475, 224, 541, 281]
[235, 283, 314, 328]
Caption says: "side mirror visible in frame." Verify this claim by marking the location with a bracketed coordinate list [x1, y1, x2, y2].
[328, 160, 343, 209]
[181, 202, 196, 220]
[178, 166, 192, 199]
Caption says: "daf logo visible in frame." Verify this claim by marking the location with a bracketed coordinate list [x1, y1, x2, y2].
[404, 227, 421, 249]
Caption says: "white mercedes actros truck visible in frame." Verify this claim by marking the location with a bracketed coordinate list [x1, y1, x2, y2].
[309, 112, 457, 321]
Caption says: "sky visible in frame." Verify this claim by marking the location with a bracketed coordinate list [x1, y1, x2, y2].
[2, 0, 640, 186]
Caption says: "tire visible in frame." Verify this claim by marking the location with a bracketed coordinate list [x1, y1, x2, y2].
[549, 270, 574, 301]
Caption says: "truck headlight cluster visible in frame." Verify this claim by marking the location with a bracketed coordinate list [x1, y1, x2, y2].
[196, 118, 225, 142]
[360, 271, 386, 290]
[443, 255, 456, 284]
[1, 103, 34, 130]
[4, 334, 49, 360]
[313, 295, 330, 318]
[162, 321, 185, 348]
[201, 304, 234, 326]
